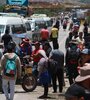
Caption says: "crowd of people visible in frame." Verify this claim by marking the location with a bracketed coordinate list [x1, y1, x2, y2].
[0, 14, 90, 100]
[64, 18, 90, 100]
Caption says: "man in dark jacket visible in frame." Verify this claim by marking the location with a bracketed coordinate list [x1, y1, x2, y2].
[49, 49, 64, 93]
[1, 29, 12, 52]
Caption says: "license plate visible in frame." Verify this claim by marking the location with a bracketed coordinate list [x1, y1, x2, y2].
[25, 68, 32, 73]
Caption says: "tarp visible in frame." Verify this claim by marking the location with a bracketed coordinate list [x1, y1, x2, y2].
[6, 0, 28, 6]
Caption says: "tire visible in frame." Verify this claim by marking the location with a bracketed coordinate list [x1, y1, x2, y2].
[21, 74, 37, 92]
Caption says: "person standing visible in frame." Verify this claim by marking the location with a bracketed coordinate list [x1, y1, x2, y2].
[42, 42, 52, 57]
[37, 50, 50, 99]
[48, 49, 64, 93]
[50, 25, 59, 49]
[65, 32, 73, 49]
[0, 42, 21, 100]
[62, 19, 67, 31]
[1, 29, 12, 53]
[31, 41, 42, 77]
[83, 21, 88, 38]
[55, 18, 60, 30]
[65, 42, 80, 85]
[40, 25, 49, 45]
[75, 32, 85, 45]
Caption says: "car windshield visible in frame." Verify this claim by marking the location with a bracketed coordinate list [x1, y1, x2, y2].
[0, 25, 5, 34]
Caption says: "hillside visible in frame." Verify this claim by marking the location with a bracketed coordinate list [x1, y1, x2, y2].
[80, 0, 90, 3]
[30, 0, 90, 3]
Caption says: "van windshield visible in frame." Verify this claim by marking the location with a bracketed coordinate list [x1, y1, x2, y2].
[0, 25, 5, 34]
[12, 24, 26, 34]
[35, 21, 46, 29]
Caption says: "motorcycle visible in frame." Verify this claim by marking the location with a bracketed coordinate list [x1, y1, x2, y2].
[20, 55, 37, 92]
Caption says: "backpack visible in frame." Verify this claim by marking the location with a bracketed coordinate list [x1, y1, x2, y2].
[4, 55, 17, 77]
[67, 47, 80, 64]
[48, 59, 58, 74]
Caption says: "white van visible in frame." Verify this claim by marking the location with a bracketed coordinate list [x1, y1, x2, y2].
[0, 16, 28, 44]
[26, 17, 52, 42]
[23, 18, 32, 40]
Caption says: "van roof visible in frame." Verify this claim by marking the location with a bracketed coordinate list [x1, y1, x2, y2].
[0, 16, 23, 25]
[0, 12, 20, 17]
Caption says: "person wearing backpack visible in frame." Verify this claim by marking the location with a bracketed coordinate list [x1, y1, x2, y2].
[0, 42, 21, 100]
[48, 49, 64, 93]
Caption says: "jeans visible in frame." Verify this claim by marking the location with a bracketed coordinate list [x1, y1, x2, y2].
[2, 79, 15, 100]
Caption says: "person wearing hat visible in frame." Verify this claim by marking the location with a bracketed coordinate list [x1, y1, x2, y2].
[20, 38, 32, 57]
[37, 50, 50, 99]
[31, 41, 42, 77]
[65, 66, 90, 100]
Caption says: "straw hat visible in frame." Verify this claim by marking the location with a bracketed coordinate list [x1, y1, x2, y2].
[75, 66, 90, 82]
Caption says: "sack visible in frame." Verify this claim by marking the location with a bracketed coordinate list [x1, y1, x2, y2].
[48, 59, 58, 73]
[4, 55, 17, 77]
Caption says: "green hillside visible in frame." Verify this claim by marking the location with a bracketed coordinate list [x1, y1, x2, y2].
[80, 0, 90, 3]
